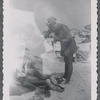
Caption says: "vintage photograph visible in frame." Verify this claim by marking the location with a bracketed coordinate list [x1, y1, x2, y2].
[3, 0, 97, 100]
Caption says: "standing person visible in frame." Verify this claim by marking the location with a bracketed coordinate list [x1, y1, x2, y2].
[44, 17, 77, 83]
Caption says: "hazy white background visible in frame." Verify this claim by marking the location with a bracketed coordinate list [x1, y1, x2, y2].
[5, 0, 91, 73]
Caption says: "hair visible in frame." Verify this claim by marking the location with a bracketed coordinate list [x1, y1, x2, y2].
[47, 17, 57, 24]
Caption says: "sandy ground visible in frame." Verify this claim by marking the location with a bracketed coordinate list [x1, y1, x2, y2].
[10, 61, 91, 100]
[45, 62, 91, 100]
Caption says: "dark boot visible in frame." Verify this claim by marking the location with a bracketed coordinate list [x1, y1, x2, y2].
[63, 55, 73, 84]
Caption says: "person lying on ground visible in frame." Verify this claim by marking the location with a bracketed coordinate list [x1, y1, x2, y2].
[13, 57, 64, 97]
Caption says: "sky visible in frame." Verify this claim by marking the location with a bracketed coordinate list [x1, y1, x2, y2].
[10, 0, 91, 31]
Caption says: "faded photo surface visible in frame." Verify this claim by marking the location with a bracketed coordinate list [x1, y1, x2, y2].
[3, 0, 97, 100]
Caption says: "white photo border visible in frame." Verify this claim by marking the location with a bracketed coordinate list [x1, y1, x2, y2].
[3, 0, 98, 100]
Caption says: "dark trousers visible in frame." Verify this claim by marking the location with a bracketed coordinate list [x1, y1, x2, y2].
[63, 54, 73, 82]
[59, 38, 76, 82]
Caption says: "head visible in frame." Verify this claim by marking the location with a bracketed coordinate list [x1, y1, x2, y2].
[47, 17, 57, 27]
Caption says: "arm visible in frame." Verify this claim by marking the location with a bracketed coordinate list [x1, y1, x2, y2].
[44, 28, 52, 39]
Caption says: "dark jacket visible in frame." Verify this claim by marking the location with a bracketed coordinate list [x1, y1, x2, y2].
[44, 23, 77, 57]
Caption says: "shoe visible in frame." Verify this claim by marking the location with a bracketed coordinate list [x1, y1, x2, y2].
[55, 85, 64, 92]
[57, 77, 70, 84]
[46, 79, 64, 92]
[56, 77, 66, 84]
